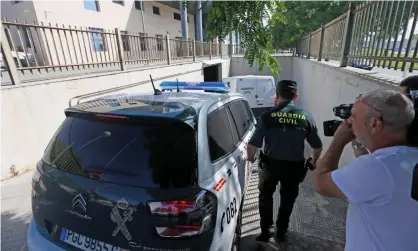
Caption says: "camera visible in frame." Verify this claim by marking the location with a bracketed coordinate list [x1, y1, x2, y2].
[323, 104, 353, 137]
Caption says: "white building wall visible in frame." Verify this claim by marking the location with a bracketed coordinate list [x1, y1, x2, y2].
[1, 0, 197, 67]
[1, 0, 196, 38]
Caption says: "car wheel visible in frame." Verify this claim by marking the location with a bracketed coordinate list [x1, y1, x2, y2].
[231, 202, 243, 251]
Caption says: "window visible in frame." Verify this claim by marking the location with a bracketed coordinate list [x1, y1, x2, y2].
[4, 29, 13, 48]
[156, 34, 163, 51]
[134, 1, 142, 10]
[207, 106, 237, 162]
[112, 0, 124, 6]
[42, 116, 198, 188]
[88, 27, 107, 51]
[175, 36, 182, 40]
[139, 33, 147, 51]
[152, 6, 160, 15]
[228, 100, 254, 141]
[23, 28, 31, 48]
[84, 0, 100, 11]
[121, 31, 130, 51]
[173, 13, 181, 21]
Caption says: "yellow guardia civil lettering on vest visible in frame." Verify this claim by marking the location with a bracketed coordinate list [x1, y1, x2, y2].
[271, 112, 306, 125]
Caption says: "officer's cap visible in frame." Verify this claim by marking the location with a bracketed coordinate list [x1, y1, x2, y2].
[276, 80, 297, 93]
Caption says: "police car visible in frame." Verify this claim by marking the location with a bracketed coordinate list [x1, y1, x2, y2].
[27, 81, 257, 251]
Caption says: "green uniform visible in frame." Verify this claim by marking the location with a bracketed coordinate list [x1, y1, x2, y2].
[249, 102, 322, 237]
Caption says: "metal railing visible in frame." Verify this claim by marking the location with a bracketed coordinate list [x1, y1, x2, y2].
[1, 19, 243, 85]
[295, 1, 418, 73]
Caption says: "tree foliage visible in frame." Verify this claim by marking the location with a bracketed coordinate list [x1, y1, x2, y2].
[271, 1, 350, 50]
[202, 0, 350, 75]
[204, 0, 287, 75]
[187, 0, 417, 75]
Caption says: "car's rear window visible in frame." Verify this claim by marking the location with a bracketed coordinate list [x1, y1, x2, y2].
[42, 116, 197, 188]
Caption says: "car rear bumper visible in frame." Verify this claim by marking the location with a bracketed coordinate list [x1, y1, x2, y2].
[27, 218, 65, 251]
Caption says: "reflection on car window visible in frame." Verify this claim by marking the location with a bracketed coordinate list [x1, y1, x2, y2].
[207, 106, 236, 162]
[43, 116, 197, 188]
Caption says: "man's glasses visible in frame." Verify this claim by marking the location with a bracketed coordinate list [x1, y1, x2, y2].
[355, 93, 384, 122]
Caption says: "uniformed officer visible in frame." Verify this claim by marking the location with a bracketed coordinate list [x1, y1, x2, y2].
[245, 80, 323, 242]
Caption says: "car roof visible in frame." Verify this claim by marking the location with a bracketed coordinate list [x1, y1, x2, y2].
[225, 75, 274, 80]
[65, 91, 235, 125]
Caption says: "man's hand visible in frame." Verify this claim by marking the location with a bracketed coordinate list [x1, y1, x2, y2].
[245, 144, 257, 163]
[332, 120, 355, 148]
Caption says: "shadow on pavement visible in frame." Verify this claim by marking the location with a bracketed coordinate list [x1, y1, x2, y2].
[1, 210, 30, 251]
[240, 164, 346, 251]
[241, 232, 345, 251]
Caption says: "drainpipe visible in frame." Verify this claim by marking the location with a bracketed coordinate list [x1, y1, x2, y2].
[196, 0, 203, 41]
[141, 1, 146, 33]
[179, 0, 188, 40]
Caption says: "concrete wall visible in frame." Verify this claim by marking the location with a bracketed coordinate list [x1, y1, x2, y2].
[229, 55, 294, 84]
[1, 58, 230, 179]
[230, 56, 403, 167]
[292, 57, 401, 166]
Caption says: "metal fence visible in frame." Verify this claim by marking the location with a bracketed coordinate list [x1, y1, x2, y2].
[1, 19, 242, 85]
[296, 1, 418, 73]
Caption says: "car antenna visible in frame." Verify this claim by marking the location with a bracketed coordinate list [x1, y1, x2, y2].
[149, 75, 162, 95]
[176, 78, 181, 92]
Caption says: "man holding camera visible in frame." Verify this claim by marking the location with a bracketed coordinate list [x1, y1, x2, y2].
[245, 80, 323, 242]
[313, 89, 418, 251]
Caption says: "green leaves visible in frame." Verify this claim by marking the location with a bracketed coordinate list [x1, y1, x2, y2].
[204, 0, 283, 75]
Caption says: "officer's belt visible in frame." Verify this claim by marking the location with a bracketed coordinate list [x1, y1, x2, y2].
[260, 152, 304, 165]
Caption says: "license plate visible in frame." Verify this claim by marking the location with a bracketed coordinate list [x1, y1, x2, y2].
[60, 228, 121, 251]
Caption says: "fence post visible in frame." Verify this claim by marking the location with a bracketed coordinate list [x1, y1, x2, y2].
[166, 34, 171, 65]
[307, 34, 312, 59]
[340, 3, 356, 67]
[318, 24, 325, 61]
[1, 22, 21, 85]
[193, 39, 196, 62]
[209, 42, 212, 60]
[220, 44, 222, 58]
[115, 28, 126, 71]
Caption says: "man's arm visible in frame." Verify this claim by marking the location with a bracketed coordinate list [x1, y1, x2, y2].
[313, 140, 346, 198]
[311, 148, 322, 165]
[246, 118, 266, 162]
[306, 117, 323, 165]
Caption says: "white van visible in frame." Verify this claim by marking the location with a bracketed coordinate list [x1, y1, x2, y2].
[223, 75, 276, 118]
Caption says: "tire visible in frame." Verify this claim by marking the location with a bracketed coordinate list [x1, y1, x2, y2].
[231, 201, 243, 251]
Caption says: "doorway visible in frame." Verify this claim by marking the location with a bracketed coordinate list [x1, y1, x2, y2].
[203, 64, 221, 82]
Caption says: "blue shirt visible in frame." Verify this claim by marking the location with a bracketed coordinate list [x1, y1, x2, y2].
[331, 146, 418, 251]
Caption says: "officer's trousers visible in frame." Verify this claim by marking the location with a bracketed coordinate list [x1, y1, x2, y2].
[258, 159, 306, 235]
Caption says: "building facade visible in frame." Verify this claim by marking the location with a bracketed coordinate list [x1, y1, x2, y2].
[1, 0, 221, 68]
[1, 0, 204, 40]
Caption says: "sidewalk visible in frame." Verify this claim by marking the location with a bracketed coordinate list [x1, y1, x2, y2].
[1, 171, 33, 251]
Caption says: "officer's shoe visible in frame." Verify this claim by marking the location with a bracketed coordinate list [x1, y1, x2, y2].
[275, 231, 288, 242]
[255, 227, 275, 242]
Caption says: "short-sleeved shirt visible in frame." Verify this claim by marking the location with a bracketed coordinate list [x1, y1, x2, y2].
[248, 102, 322, 161]
[331, 146, 418, 251]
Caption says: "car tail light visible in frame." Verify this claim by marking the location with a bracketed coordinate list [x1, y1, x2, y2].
[95, 114, 128, 119]
[148, 190, 217, 238]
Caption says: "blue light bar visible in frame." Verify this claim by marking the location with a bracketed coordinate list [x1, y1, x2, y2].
[160, 81, 230, 92]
